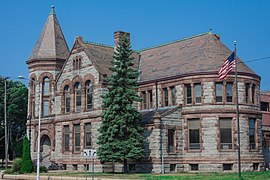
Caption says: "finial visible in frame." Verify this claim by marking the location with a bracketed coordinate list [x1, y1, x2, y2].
[209, 28, 212, 34]
[50, 5, 55, 15]
[234, 40, 236, 45]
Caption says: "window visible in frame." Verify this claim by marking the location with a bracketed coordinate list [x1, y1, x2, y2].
[64, 86, 70, 113]
[223, 164, 233, 171]
[31, 101, 35, 117]
[73, 56, 82, 70]
[168, 129, 175, 153]
[216, 83, 223, 102]
[74, 124, 80, 152]
[195, 83, 201, 103]
[190, 164, 199, 171]
[148, 90, 153, 108]
[42, 77, 50, 116]
[253, 163, 259, 171]
[249, 118, 256, 149]
[31, 78, 36, 117]
[75, 82, 81, 112]
[142, 91, 146, 109]
[43, 77, 50, 95]
[186, 84, 192, 104]
[226, 83, 233, 102]
[85, 124, 91, 149]
[220, 118, 232, 149]
[64, 126, 69, 151]
[163, 88, 169, 107]
[188, 119, 200, 150]
[245, 83, 250, 103]
[261, 102, 269, 111]
[170, 164, 176, 172]
[170, 86, 176, 105]
[42, 100, 49, 116]
[84, 164, 89, 171]
[129, 164, 136, 172]
[252, 85, 256, 104]
[86, 81, 93, 110]
[73, 164, 78, 171]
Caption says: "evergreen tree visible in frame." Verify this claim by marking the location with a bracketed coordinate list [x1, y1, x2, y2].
[97, 34, 144, 172]
[21, 137, 33, 173]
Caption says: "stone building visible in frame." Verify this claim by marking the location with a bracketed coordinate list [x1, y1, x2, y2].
[26, 7, 264, 173]
[261, 91, 270, 167]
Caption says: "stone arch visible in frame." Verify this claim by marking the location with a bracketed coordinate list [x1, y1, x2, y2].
[83, 73, 95, 85]
[39, 129, 54, 150]
[38, 72, 54, 83]
[29, 73, 37, 82]
[41, 135, 51, 149]
[72, 75, 83, 88]
[60, 79, 72, 92]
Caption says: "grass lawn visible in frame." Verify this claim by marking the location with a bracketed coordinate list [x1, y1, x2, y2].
[40, 171, 270, 180]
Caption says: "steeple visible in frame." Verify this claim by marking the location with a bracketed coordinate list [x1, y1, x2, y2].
[27, 6, 69, 66]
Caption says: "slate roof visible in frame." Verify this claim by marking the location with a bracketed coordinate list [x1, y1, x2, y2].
[139, 32, 256, 82]
[28, 6, 69, 61]
[140, 107, 180, 125]
[82, 42, 140, 76]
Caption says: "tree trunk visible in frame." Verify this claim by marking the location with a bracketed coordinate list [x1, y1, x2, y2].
[123, 159, 128, 173]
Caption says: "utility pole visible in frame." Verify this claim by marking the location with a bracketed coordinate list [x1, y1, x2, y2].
[4, 77, 10, 169]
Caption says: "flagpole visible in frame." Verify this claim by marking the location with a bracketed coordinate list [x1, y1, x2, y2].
[234, 40, 241, 178]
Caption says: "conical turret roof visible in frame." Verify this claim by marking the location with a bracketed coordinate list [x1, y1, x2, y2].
[28, 6, 69, 61]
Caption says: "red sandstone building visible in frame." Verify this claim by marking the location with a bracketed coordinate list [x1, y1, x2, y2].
[26, 7, 264, 172]
[261, 91, 270, 166]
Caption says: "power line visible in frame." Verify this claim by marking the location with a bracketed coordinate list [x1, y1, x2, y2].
[240, 56, 270, 64]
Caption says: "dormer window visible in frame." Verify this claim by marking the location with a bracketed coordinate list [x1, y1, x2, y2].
[73, 56, 82, 70]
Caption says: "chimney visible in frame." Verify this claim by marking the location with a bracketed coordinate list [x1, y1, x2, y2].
[114, 31, 130, 48]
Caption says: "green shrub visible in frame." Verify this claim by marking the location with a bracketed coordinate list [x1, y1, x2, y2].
[12, 158, 22, 173]
[21, 137, 34, 173]
[4, 168, 14, 174]
[34, 165, 48, 173]
[40, 166, 48, 173]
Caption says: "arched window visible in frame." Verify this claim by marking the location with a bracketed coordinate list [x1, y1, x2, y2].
[43, 77, 50, 95]
[75, 82, 81, 112]
[64, 85, 70, 113]
[85, 81, 93, 110]
[31, 78, 36, 117]
[42, 77, 50, 116]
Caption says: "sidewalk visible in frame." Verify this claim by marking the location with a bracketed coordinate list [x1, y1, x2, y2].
[0, 173, 131, 180]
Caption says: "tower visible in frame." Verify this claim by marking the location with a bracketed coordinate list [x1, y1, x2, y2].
[26, 6, 69, 156]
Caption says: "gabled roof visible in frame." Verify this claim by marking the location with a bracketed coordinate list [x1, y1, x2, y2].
[28, 6, 69, 61]
[81, 41, 140, 76]
[139, 32, 256, 82]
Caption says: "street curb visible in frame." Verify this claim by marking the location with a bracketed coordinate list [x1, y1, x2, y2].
[1, 174, 109, 180]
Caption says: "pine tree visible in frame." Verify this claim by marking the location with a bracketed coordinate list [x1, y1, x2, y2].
[97, 34, 144, 172]
[21, 137, 33, 173]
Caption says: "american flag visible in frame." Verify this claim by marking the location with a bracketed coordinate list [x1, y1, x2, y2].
[218, 52, 235, 80]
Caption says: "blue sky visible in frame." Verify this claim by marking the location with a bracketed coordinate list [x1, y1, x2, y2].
[1, 0, 270, 90]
